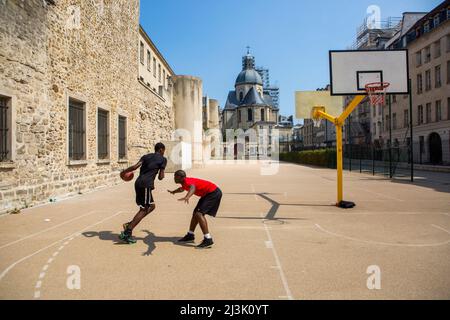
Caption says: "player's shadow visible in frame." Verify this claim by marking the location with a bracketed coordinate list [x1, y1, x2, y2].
[141, 230, 192, 256]
[224, 192, 334, 221]
[82, 230, 189, 256]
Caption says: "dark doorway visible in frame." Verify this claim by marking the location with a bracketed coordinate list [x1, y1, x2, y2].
[428, 132, 442, 164]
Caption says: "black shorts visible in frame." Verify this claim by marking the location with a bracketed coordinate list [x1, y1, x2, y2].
[135, 185, 154, 208]
[194, 188, 222, 217]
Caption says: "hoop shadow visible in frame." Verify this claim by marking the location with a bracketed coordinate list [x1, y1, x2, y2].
[223, 192, 334, 221]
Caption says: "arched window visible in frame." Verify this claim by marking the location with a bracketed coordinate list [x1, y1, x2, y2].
[247, 108, 253, 122]
[239, 91, 244, 101]
[261, 108, 265, 121]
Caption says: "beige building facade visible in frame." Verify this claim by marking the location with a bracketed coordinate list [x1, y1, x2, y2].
[385, 2, 450, 164]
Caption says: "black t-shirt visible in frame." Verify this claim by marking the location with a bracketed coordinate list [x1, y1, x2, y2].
[135, 153, 167, 189]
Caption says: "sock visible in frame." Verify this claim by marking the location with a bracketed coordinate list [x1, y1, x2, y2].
[204, 233, 212, 239]
[188, 231, 194, 235]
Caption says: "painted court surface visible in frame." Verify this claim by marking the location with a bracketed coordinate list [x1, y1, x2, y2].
[0, 162, 449, 300]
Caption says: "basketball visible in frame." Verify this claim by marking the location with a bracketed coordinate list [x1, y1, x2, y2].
[120, 171, 134, 182]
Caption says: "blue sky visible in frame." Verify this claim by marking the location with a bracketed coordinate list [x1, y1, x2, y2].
[140, 0, 441, 119]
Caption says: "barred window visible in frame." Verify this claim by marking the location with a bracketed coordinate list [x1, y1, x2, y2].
[68, 99, 86, 160]
[140, 41, 144, 65]
[0, 96, 11, 162]
[418, 105, 423, 125]
[118, 116, 127, 159]
[426, 103, 432, 123]
[435, 65, 441, 88]
[158, 64, 161, 82]
[435, 100, 442, 122]
[97, 109, 109, 160]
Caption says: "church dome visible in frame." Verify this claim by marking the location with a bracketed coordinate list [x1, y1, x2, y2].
[235, 69, 263, 86]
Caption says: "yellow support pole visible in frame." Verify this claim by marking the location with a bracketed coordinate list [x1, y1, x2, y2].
[311, 95, 365, 207]
[336, 124, 343, 205]
[337, 95, 365, 125]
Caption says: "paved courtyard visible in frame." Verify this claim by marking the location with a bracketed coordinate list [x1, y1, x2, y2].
[0, 162, 449, 300]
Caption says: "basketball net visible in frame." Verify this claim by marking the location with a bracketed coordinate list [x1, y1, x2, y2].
[312, 118, 323, 128]
[365, 82, 390, 107]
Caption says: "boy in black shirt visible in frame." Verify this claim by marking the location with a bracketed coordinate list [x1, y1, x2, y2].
[119, 142, 167, 243]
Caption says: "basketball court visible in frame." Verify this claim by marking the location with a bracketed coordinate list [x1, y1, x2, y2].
[0, 162, 449, 300]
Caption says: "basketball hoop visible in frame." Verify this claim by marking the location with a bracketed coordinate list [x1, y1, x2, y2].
[311, 106, 325, 128]
[365, 82, 390, 107]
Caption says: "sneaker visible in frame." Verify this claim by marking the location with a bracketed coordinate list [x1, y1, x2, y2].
[178, 233, 195, 242]
[196, 237, 213, 249]
[119, 231, 136, 244]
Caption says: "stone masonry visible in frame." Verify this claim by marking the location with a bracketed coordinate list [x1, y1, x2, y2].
[0, 0, 175, 213]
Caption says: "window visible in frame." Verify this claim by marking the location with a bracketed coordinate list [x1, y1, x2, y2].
[385, 115, 389, 131]
[392, 113, 397, 130]
[238, 110, 241, 122]
[417, 73, 423, 94]
[373, 123, 376, 136]
[434, 14, 440, 28]
[447, 35, 450, 52]
[447, 60, 450, 84]
[424, 21, 430, 33]
[426, 103, 431, 123]
[140, 41, 144, 65]
[418, 105, 423, 125]
[436, 100, 442, 122]
[424, 46, 431, 63]
[97, 109, 109, 160]
[434, 40, 441, 58]
[435, 65, 441, 88]
[425, 69, 431, 91]
[416, 51, 422, 66]
[247, 108, 253, 122]
[448, 97, 450, 120]
[373, 104, 376, 116]
[118, 116, 127, 159]
[0, 96, 11, 162]
[261, 108, 265, 121]
[163, 70, 166, 88]
[153, 58, 156, 77]
[158, 64, 161, 82]
[68, 99, 86, 161]
[147, 50, 151, 71]
[239, 92, 243, 101]
[392, 95, 397, 103]
[403, 109, 409, 128]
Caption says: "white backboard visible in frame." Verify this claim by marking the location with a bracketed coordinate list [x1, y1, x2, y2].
[329, 50, 409, 96]
[295, 91, 343, 119]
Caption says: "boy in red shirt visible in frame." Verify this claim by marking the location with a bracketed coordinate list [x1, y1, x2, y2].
[168, 170, 222, 248]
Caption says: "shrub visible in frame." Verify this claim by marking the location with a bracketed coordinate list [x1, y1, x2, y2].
[280, 149, 337, 168]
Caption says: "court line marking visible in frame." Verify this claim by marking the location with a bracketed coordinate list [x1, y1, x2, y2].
[261, 213, 294, 300]
[315, 224, 450, 247]
[0, 210, 125, 282]
[0, 210, 97, 250]
[432, 224, 450, 235]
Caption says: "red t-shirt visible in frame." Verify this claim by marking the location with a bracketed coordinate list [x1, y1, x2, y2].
[182, 177, 217, 197]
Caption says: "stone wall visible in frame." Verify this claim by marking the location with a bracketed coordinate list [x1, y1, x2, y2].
[0, 0, 175, 213]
